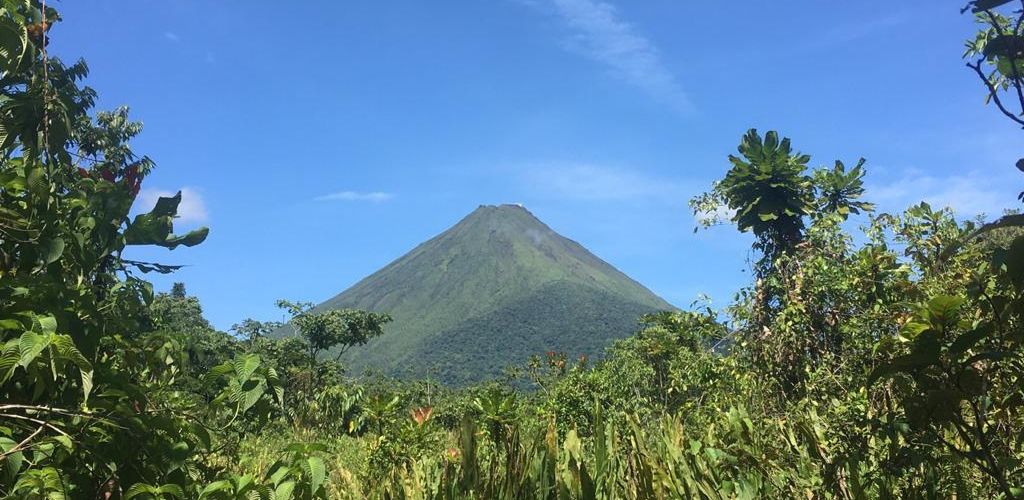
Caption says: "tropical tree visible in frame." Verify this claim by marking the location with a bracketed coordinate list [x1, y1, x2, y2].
[276, 300, 391, 390]
[231, 318, 280, 346]
[812, 158, 874, 220]
[714, 129, 814, 275]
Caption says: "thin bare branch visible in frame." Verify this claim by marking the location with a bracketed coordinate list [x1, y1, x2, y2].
[0, 424, 45, 459]
[0, 413, 72, 439]
[968, 60, 1024, 127]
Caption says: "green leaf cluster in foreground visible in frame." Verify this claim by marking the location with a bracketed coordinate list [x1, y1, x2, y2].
[3, 0, 1024, 498]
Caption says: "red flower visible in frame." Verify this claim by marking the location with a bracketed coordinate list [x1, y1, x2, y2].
[123, 163, 142, 196]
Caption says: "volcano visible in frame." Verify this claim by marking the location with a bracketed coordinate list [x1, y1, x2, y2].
[301, 204, 673, 385]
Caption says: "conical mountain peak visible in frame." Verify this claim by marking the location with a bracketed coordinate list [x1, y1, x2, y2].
[304, 205, 673, 385]
[461, 204, 543, 229]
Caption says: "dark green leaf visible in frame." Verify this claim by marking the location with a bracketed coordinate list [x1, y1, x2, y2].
[950, 322, 993, 356]
[40, 237, 64, 265]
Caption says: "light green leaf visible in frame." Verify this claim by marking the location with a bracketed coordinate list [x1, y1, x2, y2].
[273, 480, 295, 500]
[124, 483, 157, 499]
[17, 331, 47, 368]
[232, 354, 261, 382]
[0, 342, 19, 382]
[0, 318, 23, 330]
[926, 296, 964, 325]
[199, 480, 232, 499]
[304, 456, 326, 494]
[36, 315, 57, 334]
[81, 369, 93, 403]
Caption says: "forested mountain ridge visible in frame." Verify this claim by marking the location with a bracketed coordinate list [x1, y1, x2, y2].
[289, 204, 674, 384]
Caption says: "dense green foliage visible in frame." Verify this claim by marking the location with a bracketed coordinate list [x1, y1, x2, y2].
[3, 0, 1024, 498]
[424, 280, 663, 386]
[290, 203, 672, 385]
[0, 2, 331, 496]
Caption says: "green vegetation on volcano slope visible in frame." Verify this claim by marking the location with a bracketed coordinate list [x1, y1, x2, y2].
[397, 279, 665, 385]
[296, 204, 674, 384]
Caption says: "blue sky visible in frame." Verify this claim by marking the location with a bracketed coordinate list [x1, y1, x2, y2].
[52, 1, 1019, 330]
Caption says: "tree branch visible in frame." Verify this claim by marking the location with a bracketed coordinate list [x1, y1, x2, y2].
[0, 424, 45, 459]
[983, 9, 1024, 111]
[968, 60, 1024, 127]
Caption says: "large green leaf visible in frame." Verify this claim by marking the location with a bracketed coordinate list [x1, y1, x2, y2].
[50, 334, 93, 401]
[971, 0, 1015, 13]
[925, 296, 964, 325]
[124, 483, 185, 499]
[0, 341, 20, 383]
[273, 481, 295, 500]
[232, 354, 261, 382]
[198, 480, 232, 499]
[949, 322, 993, 356]
[125, 191, 210, 249]
[303, 456, 326, 495]
[40, 237, 64, 265]
[240, 380, 266, 412]
[0, 16, 27, 71]
[150, 191, 182, 217]
[34, 314, 56, 334]
[0, 318, 22, 330]
[17, 331, 47, 368]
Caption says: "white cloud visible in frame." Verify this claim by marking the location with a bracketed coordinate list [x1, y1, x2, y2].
[163, 32, 180, 43]
[869, 168, 1016, 219]
[522, 163, 687, 203]
[527, 0, 690, 112]
[138, 187, 208, 223]
[314, 191, 395, 203]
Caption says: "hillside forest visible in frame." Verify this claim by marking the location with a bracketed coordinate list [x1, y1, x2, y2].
[3, 0, 1024, 498]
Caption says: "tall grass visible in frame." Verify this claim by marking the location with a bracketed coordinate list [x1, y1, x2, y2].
[334, 405, 877, 499]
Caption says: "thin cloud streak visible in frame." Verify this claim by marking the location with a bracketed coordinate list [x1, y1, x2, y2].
[531, 0, 690, 112]
[795, 13, 907, 54]
[825, 14, 905, 45]
[315, 191, 395, 203]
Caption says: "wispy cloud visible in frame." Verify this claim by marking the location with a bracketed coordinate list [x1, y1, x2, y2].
[163, 32, 180, 43]
[314, 191, 395, 203]
[824, 15, 904, 46]
[525, 0, 690, 112]
[521, 163, 687, 203]
[869, 168, 1016, 219]
[138, 187, 208, 223]
[790, 13, 907, 55]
